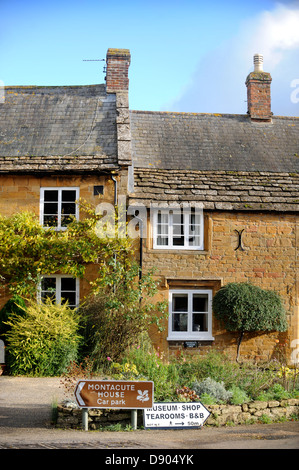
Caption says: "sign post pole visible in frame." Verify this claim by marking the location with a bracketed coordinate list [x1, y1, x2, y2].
[82, 407, 88, 431]
[131, 409, 137, 430]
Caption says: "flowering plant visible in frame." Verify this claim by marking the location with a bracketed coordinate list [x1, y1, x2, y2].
[109, 360, 140, 380]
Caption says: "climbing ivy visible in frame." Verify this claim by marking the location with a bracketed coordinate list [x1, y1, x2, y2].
[0, 203, 133, 297]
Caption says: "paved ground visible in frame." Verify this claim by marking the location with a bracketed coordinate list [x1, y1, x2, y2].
[0, 376, 299, 452]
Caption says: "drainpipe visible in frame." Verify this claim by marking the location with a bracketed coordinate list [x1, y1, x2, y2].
[111, 174, 117, 206]
[111, 174, 117, 293]
[134, 213, 143, 281]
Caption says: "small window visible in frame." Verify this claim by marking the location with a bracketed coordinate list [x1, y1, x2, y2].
[93, 185, 104, 196]
[168, 289, 213, 340]
[40, 275, 79, 308]
[153, 207, 203, 250]
[40, 188, 79, 229]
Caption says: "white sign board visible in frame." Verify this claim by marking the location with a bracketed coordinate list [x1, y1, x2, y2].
[144, 402, 210, 429]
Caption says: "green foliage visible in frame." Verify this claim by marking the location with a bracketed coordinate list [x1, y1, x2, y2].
[109, 361, 140, 380]
[0, 207, 134, 297]
[256, 383, 299, 401]
[79, 266, 167, 370]
[178, 350, 277, 399]
[192, 377, 233, 403]
[0, 206, 168, 376]
[4, 298, 82, 376]
[199, 393, 218, 405]
[228, 385, 250, 405]
[0, 294, 26, 338]
[213, 282, 288, 361]
[120, 333, 180, 401]
[120, 346, 280, 403]
[179, 349, 239, 387]
[213, 282, 288, 333]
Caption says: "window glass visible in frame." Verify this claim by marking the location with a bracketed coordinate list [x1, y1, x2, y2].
[40, 276, 78, 308]
[168, 290, 212, 340]
[154, 208, 203, 250]
[44, 190, 59, 202]
[41, 188, 78, 229]
[41, 277, 56, 302]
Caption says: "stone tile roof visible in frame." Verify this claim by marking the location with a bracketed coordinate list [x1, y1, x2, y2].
[130, 111, 299, 173]
[0, 85, 118, 172]
[130, 111, 299, 211]
[130, 168, 299, 212]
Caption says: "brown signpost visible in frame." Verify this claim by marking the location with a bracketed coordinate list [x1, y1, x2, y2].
[75, 380, 154, 409]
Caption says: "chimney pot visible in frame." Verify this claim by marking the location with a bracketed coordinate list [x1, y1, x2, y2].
[254, 53, 264, 72]
[245, 54, 272, 122]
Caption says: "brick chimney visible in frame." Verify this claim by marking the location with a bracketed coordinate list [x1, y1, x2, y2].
[245, 54, 272, 122]
[105, 48, 131, 93]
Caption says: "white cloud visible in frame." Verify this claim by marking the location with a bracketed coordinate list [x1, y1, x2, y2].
[167, 2, 299, 116]
[240, 2, 299, 68]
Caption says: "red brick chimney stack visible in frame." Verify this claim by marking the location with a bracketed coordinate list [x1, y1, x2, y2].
[105, 48, 131, 93]
[246, 54, 272, 122]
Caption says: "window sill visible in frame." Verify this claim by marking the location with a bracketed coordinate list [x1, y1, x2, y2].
[167, 336, 215, 342]
[148, 249, 209, 255]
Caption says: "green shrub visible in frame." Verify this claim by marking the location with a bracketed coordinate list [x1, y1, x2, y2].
[229, 385, 250, 405]
[199, 393, 218, 405]
[213, 282, 288, 333]
[0, 295, 26, 339]
[4, 298, 82, 376]
[192, 377, 232, 403]
[213, 282, 288, 361]
[79, 266, 167, 370]
[179, 350, 239, 388]
[256, 383, 291, 401]
[121, 333, 180, 401]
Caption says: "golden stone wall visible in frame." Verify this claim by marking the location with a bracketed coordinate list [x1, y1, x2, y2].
[142, 211, 298, 362]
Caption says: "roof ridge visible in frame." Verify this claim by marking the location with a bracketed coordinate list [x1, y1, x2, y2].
[130, 110, 244, 117]
[130, 110, 299, 120]
[4, 84, 105, 90]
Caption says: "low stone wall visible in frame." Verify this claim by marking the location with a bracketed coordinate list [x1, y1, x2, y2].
[56, 398, 299, 430]
[207, 398, 299, 426]
[56, 403, 143, 430]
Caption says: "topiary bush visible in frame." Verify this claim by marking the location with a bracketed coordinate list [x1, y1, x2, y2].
[213, 282, 288, 361]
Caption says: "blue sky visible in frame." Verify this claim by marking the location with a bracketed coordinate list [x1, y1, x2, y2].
[1, 0, 299, 116]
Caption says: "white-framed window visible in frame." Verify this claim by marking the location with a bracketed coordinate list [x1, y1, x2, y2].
[168, 289, 214, 341]
[152, 207, 203, 250]
[40, 187, 79, 230]
[39, 275, 79, 309]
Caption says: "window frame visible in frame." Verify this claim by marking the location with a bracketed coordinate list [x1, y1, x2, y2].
[168, 289, 214, 341]
[39, 274, 80, 309]
[152, 207, 204, 250]
[40, 187, 79, 230]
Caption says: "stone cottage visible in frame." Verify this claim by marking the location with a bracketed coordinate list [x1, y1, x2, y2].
[0, 49, 298, 362]
[128, 54, 299, 362]
[0, 49, 132, 305]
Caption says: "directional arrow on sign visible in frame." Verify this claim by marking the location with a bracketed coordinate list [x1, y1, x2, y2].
[75, 381, 86, 407]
